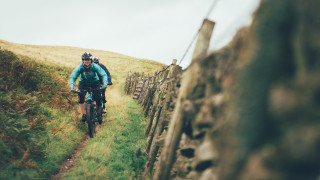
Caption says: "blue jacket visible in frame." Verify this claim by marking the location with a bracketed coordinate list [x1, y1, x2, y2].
[98, 64, 112, 84]
[69, 62, 108, 89]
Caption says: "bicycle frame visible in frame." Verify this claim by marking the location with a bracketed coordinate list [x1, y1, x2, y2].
[74, 88, 98, 138]
[86, 91, 98, 122]
[73, 86, 106, 138]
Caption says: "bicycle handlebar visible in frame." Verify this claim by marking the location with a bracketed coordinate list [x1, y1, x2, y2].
[72, 86, 107, 94]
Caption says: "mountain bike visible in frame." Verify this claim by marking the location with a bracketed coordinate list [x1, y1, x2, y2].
[73, 87, 105, 138]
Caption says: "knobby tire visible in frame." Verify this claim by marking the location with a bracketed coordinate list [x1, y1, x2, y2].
[98, 105, 103, 125]
[86, 103, 95, 138]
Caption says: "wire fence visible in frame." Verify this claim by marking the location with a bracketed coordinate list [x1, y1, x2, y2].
[152, 0, 220, 77]
[178, 0, 220, 66]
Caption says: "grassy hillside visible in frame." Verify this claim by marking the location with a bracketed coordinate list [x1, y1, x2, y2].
[0, 49, 86, 179]
[0, 40, 164, 179]
[0, 40, 164, 83]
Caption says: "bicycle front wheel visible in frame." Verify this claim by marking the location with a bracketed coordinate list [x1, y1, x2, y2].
[86, 103, 95, 138]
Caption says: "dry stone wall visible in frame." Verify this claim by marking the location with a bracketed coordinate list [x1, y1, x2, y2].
[125, 0, 320, 179]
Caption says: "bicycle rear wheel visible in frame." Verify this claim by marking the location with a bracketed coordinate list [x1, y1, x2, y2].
[86, 103, 95, 138]
[98, 106, 103, 125]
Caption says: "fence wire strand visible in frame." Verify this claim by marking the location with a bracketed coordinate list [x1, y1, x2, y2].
[138, 0, 221, 79]
[178, 0, 220, 66]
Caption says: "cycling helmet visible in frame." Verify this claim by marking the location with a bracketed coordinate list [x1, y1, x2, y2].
[81, 52, 92, 61]
[93, 57, 100, 64]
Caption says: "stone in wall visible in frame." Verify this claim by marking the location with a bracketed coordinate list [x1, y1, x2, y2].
[217, 0, 320, 179]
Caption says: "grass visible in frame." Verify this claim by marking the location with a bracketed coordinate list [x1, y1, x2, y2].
[62, 84, 148, 179]
[38, 109, 86, 174]
[0, 40, 163, 179]
[0, 39, 164, 81]
[0, 49, 87, 179]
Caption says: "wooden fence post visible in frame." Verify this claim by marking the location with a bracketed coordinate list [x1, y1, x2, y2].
[153, 19, 215, 180]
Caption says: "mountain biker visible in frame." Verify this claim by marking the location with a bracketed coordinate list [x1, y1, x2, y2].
[93, 57, 112, 113]
[70, 52, 108, 123]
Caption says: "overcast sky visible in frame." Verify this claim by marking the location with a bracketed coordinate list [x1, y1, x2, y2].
[0, 0, 260, 68]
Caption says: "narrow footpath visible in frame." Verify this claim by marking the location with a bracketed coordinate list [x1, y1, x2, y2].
[50, 87, 119, 180]
[50, 123, 102, 180]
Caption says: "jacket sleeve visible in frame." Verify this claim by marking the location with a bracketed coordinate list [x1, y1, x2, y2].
[101, 64, 112, 83]
[94, 64, 108, 86]
[69, 66, 81, 89]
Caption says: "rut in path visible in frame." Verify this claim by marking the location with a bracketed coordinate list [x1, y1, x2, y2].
[50, 124, 101, 180]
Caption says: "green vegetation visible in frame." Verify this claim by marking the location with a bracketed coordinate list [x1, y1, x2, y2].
[0, 40, 164, 179]
[62, 85, 148, 179]
[0, 39, 165, 82]
[0, 49, 85, 179]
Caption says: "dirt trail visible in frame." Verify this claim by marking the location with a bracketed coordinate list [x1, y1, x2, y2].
[50, 137, 89, 180]
[107, 85, 125, 106]
[50, 85, 121, 180]
[50, 125, 101, 180]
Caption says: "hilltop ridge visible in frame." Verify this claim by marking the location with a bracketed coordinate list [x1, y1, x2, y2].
[0, 39, 164, 84]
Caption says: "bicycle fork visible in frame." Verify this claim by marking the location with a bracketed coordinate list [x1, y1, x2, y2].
[87, 93, 98, 122]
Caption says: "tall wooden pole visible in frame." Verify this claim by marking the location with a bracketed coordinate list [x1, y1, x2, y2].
[153, 19, 215, 180]
[192, 19, 216, 61]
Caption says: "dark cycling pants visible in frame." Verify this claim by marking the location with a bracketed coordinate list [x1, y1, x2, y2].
[78, 81, 102, 106]
[101, 88, 106, 104]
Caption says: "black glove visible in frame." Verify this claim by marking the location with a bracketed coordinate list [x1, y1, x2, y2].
[108, 82, 113, 85]
[101, 85, 107, 89]
[71, 88, 76, 93]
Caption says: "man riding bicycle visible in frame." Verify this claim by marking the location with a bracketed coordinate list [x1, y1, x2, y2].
[93, 57, 112, 113]
[70, 52, 108, 123]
